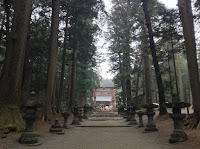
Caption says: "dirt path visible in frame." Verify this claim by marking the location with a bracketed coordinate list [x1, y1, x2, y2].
[0, 111, 199, 149]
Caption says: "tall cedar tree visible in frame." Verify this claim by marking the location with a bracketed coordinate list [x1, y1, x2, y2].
[0, 0, 32, 130]
[141, 0, 167, 115]
[57, 4, 69, 113]
[45, 0, 60, 119]
[178, 0, 200, 128]
[141, 21, 153, 104]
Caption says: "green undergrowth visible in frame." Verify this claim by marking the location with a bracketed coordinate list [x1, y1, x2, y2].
[0, 105, 25, 132]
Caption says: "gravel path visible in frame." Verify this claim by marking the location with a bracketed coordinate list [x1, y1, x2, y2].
[0, 125, 197, 149]
[0, 111, 198, 149]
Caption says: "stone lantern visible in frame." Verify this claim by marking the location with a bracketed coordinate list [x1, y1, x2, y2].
[49, 118, 65, 134]
[72, 101, 80, 125]
[143, 104, 158, 132]
[78, 106, 84, 121]
[61, 107, 70, 129]
[126, 106, 131, 122]
[19, 91, 41, 146]
[128, 106, 137, 125]
[118, 105, 125, 116]
[137, 110, 144, 128]
[82, 104, 90, 119]
[166, 100, 188, 143]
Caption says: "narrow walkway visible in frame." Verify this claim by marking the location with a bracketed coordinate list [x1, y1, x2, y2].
[0, 111, 198, 149]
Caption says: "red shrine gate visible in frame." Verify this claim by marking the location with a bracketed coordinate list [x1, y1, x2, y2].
[94, 87, 116, 106]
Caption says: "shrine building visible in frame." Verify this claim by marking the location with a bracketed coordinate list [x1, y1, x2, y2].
[94, 79, 116, 107]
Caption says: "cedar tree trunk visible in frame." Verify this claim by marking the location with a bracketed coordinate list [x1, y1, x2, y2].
[178, 0, 200, 128]
[142, 0, 167, 115]
[45, 0, 60, 119]
[0, 0, 32, 131]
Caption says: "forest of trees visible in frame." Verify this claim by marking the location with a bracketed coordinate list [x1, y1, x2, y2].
[108, 0, 200, 127]
[0, 0, 104, 130]
[0, 0, 200, 131]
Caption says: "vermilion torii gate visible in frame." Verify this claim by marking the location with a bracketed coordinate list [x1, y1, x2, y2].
[94, 88, 116, 106]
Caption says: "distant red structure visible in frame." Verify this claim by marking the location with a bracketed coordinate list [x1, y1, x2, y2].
[94, 87, 116, 106]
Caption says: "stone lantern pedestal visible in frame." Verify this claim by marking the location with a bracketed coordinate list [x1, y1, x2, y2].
[19, 92, 41, 146]
[88, 106, 93, 115]
[126, 106, 131, 122]
[137, 111, 144, 128]
[72, 102, 80, 125]
[128, 106, 137, 125]
[78, 107, 84, 121]
[118, 105, 125, 116]
[144, 104, 158, 132]
[49, 118, 65, 134]
[82, 104, 90, 119]
[61, 107, 70, 129]
[123, 108, 127, 119]
[166, 102, 188, 143]
[62, 112, 70, 129]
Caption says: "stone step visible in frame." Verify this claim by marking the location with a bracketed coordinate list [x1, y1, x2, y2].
[88, 117, 123, 121]
[93, 112, 118, 114]
[77, 125, 132, 127]
[89, 114, 121, 117]
[78, 120, 130, 127]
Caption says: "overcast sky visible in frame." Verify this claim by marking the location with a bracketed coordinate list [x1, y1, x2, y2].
[98, 0, 177, 80]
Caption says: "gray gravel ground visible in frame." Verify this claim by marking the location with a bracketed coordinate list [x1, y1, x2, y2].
[0, 111, 198, 149]
[0, 125, 198, 149]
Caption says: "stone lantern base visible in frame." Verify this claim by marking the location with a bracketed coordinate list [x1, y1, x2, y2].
[144, 104, 158, 132]
[19, 132, 41, 146]
[49, 119, 65, 134]
[169, 113, 188, 143]
[137, 111, 144, 128]
[128, 107, 137, 125]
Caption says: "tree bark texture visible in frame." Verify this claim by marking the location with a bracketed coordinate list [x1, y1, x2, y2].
[4, 0, 11, 46]
[142, 0, 167, 115]
[45, 0, 60, 119]
[135, 57, 142, 106]
[0, 0, 31, 131]
[119, 52, 127, 106]
[178, 0, 200, 115]
[141, 21, 153, 105]
[171, 37, 180, 101]
[0, 0, 32, 104]
[176, 54, 184, 102]
[57, 11, 69, 113]
[68, 33, 78, 112]
[125, 44, 132, 106]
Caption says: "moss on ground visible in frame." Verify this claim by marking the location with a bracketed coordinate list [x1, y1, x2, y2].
[0, 105, 25, 132]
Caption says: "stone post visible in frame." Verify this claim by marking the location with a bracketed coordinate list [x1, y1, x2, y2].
[126, 106, 131, 122]
[128, 106, 137, 125]
[123, 107, 127, 119]
[19, 91, 41, 146]
[137, 111, 144, 128]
